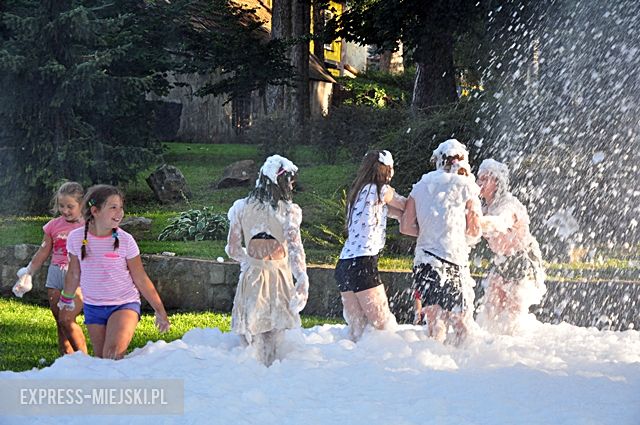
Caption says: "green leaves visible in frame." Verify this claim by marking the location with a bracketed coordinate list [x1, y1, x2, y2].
[0, 0, 170, 211]
[158, 207, 229, 242]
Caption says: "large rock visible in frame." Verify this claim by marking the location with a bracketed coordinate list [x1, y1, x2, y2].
[119, 216, 152, 240]
[216, 160, 257, 189]
[146, 164, 192, 204]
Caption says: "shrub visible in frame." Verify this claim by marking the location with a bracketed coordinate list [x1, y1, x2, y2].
[244, 105, 408, 165]
[310, 105, 407, 163]
[334, 68, 415, 109]
[243, 115, 295, 159]
[158, 208, 229, 242]
[301, 190, 347, 250]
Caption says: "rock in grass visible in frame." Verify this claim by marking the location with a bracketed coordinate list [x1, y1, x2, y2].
[216, 160, 257, 189]
[146, 164, 192, 204]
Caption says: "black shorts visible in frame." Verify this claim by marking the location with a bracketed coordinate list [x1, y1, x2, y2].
[492, 250, 537, 282]
[412, 262, 465, 312]
[334, 255, 382, 293]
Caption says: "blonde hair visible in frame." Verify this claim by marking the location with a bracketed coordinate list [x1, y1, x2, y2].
[49, 182, 84, 215]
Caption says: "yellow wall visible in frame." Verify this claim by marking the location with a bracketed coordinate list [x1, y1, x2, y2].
[310, 1, 343, 69]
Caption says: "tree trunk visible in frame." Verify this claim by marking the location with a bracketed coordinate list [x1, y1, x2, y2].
[267, 0, 292, 114]
[312, 0, 325, 63]
[291, 0, 310, 142]
[411, 30, 458, 111]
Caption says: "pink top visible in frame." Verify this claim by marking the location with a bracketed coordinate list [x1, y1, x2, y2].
[43, 216, 84, 268]
[67, 227, 141, 306]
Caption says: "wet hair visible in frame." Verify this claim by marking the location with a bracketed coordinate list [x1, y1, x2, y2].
[456, 167, 469, 176]
[346, 150, 393, 231]
[248, 170, 297, 210]
[80, 185, 124, 259]
[438, 154, 466, 173]
[49, 182, 84, 215]
[478, 159, 510, 198]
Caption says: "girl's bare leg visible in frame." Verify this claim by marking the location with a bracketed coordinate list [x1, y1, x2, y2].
[355, 285, 395, 330]
[341, 291, 367, 341]
[102, 309, 139, 360]
[424, 305, 447, 343]
[253, 330, 284, 366]
[413, 295, 424, 325]
[447, 311, 469, 346]
[57, 288, 88, 354]
[87, 324, 106, 358]
[48, 289, 73, 355]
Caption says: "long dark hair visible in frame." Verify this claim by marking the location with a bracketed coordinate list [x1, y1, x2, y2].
[80, 185, 124, 259]
[346, 150, 393, 231]
[248, 171, 297, 210]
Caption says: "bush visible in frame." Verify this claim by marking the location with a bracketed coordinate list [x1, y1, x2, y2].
[244, 105, 408, 165]
[301, 190, 347, 250]
[334, 69, 415, 109]
[243, 115, 295, 159]
[158, 208, 229, 242]
[310, 105, 407, 163]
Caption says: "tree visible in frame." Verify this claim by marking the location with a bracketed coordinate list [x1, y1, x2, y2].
[0, 0, 293, 211]
[0, 0, 172, 211]
[337, 0, 485, 111]
[173, 0, 292, 103]
[291, 0, 311, 142]
[311, 0, 330, 62]
[266, 0, 311, 142]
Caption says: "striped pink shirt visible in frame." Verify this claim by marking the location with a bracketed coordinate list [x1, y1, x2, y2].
[67, 227, 141, 306]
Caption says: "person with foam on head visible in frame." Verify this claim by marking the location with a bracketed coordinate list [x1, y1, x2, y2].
[476, 159, 546, 334]
[400, 139, 482, 345]
[12, 181, 88, 356]
[226, 154, 309, 366]
[334, 150, 406, 342]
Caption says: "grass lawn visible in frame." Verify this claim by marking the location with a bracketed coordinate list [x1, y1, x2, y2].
[0, 298, 343, 372]
[0, 142, 358, 264]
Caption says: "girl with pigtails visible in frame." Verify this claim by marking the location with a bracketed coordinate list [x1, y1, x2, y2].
[225, 155, 309, 366]
[58, 185, 170, 359]
[334, 150, 406, 342]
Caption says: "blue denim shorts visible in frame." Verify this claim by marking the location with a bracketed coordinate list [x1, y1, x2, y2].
[83, 302, 141, 325]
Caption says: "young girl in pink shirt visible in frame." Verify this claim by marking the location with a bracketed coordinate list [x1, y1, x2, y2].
[13, 181, 88, 356]
[58, 185, 170, 359]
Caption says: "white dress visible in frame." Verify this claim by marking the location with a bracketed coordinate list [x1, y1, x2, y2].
[225, 198, 308, 338]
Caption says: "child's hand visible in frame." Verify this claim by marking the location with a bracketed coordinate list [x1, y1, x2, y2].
[154, 312, 170, 333]
[17, 263, 32, 278]
[56, 296, 75, 311]
[12, 274, 33, 298]
[289, 291, 308, 314]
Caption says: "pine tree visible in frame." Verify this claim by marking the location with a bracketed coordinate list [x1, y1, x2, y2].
[0, 0, 169, 211]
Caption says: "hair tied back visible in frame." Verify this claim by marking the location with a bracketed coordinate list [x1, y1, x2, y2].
[378, 150, 394, 167]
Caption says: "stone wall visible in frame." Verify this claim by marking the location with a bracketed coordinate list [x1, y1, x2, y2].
[1, 245, 638, 330]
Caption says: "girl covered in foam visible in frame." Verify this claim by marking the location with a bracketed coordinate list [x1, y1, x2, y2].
[476, 159, 546, 334]
[401, 139, 482, 345]
[225, 155, 309, 366]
